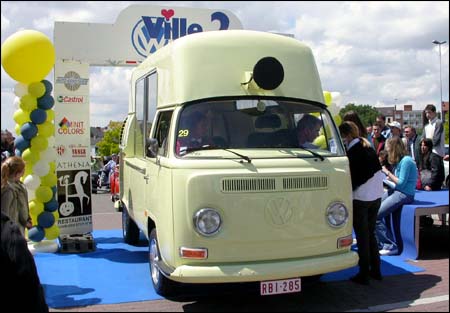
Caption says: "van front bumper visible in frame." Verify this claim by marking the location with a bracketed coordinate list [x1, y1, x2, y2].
[163, 251, 358, 283]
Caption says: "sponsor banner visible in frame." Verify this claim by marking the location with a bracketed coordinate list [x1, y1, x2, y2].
[54, 4, 242, 66]
[57, 169, 92, 234]
[55, 60, 92, 234]
[55, 94, 89, 105]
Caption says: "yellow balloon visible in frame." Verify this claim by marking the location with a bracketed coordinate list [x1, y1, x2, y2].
[52, 210, 59, 221]
[23, 164, 33, 178]
[44, 224, 60, 240]
[45, 109, 55, 122]
[1, 30, 55, 84]
[28, 81, 46, 98]
[323, 91, 332, 106]
[40, 172, 57, 187]
[13, 109, 30, 125]
[15, 124, 22, 135]
[313, 135, 327, 149]
[333, 115, 342, 126]
[31, 135, 48, 152]
[29, 200, 44, 216]
[49, 161, 56, 173]
[37, 121, 55, 138]
[20, 94, 38, 111]
[22, 148, 38, 164]
[29, 212, 39, 226]
[36, 185, 53, 203]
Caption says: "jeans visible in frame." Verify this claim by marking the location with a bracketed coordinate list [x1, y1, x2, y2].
[376, 189, 414, 250]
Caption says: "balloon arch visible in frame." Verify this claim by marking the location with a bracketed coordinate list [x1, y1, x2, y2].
[2, 30, 59, 242]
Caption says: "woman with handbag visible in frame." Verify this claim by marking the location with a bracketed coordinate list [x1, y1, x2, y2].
[418, 138, 445, 191]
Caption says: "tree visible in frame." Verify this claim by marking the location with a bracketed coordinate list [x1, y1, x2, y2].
[339, 103, 380, 127]
[96, 122, 123, 156]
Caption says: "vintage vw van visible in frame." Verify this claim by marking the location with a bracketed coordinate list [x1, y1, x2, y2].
[119, 30, 357, 296]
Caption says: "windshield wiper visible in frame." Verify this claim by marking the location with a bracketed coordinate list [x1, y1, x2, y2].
[297, 147, 324, 161]
[182, 146, 251, 163]
[223, 148, 252, 163]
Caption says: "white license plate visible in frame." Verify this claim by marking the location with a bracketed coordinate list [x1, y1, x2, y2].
[260, 278, 301, 296]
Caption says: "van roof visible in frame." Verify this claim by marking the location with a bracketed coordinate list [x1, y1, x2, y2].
[131, 30, 325, 109]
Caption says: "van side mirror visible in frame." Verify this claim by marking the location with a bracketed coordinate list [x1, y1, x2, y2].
[146, 138, 159, 158]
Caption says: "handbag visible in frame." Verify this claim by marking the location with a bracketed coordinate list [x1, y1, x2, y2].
[420, 169, 433, 187]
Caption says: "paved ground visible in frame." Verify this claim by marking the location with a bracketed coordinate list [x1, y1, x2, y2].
[49, 193, 449, 312]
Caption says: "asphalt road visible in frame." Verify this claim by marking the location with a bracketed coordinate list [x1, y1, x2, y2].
[49, 193, 448, 312]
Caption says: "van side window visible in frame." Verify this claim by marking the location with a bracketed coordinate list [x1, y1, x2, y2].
[135, 78, 145, 156]
[151, 111, 173, 157]
[147, 73, 157, 137]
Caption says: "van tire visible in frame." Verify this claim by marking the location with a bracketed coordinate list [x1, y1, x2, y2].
[122, 207, 139, 245]
[149, 228, 176, 296]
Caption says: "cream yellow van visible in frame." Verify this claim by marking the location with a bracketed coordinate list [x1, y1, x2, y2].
[119, 30, 357, 296]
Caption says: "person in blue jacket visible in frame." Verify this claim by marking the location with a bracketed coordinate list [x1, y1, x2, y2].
[376, 136, 418, 256]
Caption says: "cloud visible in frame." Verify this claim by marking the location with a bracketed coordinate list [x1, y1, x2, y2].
[1, 1, 449, 131]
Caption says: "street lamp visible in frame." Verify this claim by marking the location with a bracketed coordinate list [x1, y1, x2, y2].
[432, 40, 447, 122]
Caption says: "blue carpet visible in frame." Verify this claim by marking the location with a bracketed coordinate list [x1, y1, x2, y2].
[34, 229, 424, 308]
[35, 230, 163, 308]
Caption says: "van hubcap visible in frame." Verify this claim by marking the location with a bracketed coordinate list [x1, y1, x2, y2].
[149, 238, 160, 285]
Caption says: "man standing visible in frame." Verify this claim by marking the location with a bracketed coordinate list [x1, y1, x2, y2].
[422, 104, 445, 159]
[403, 125, 421, 164]
[376, 114, 391, 139]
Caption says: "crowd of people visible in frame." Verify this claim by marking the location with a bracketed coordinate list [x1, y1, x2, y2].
[338, 104, 447, 285]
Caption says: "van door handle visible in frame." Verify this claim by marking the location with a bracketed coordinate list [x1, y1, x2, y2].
[144, 175, 150, 183]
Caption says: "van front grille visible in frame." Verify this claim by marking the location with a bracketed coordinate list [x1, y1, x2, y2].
[283, 176, 328, 190]
[221, 178, 276, 193]
[221, 176, 328, 193]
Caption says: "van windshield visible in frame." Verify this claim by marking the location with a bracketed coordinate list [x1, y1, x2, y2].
[175, 99, 345, 158]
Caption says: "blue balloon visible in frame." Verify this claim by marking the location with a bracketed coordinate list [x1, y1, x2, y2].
[30, 108, 47, 124]
[14, 135, 30, 152]
[20, 122, 38, 140]
[51, 185, 57, 197]
[41, 79, 53, 95]
[28, 226, 45, 242]
[14, 149, 22, 156]
[37, 211, 55, 228]
[44, 199, 58, 212]
[37, 95, 54, 110]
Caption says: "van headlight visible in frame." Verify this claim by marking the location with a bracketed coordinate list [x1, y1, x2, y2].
[326, 202, 348, 227]
[193, 208, 222, 236]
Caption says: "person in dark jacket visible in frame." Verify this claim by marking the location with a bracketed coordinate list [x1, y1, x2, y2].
[418, 138, 444, 191]
[1, 212, 49, 312]
[339, 121, 385, 285]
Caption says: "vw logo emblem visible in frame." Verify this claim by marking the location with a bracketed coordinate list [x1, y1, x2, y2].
[131, 19, 169, 58]
[265, 198, 294, 226]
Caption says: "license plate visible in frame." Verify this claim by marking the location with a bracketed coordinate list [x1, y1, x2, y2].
[260, 278, 301, 296]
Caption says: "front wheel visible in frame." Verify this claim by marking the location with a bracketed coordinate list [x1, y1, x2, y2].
[149, 229, 176, 296]
[122, 207, 139, 245]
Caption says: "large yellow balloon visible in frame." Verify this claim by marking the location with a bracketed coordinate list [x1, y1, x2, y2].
[323, 91, 332, 106]
[1, 30, 55, 84]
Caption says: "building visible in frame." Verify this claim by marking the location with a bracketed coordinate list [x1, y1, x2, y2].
[402, 105, 424, 131]
[376, 106, 404, 126]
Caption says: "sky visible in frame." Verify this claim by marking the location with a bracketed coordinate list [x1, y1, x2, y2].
[1, 1, 449, 132]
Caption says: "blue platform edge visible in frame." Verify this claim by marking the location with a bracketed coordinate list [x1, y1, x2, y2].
[394, 189, 449, 260]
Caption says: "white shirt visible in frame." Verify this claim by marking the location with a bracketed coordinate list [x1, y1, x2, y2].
[353, 170, 385, 202]
[424, 116, 445, 157]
